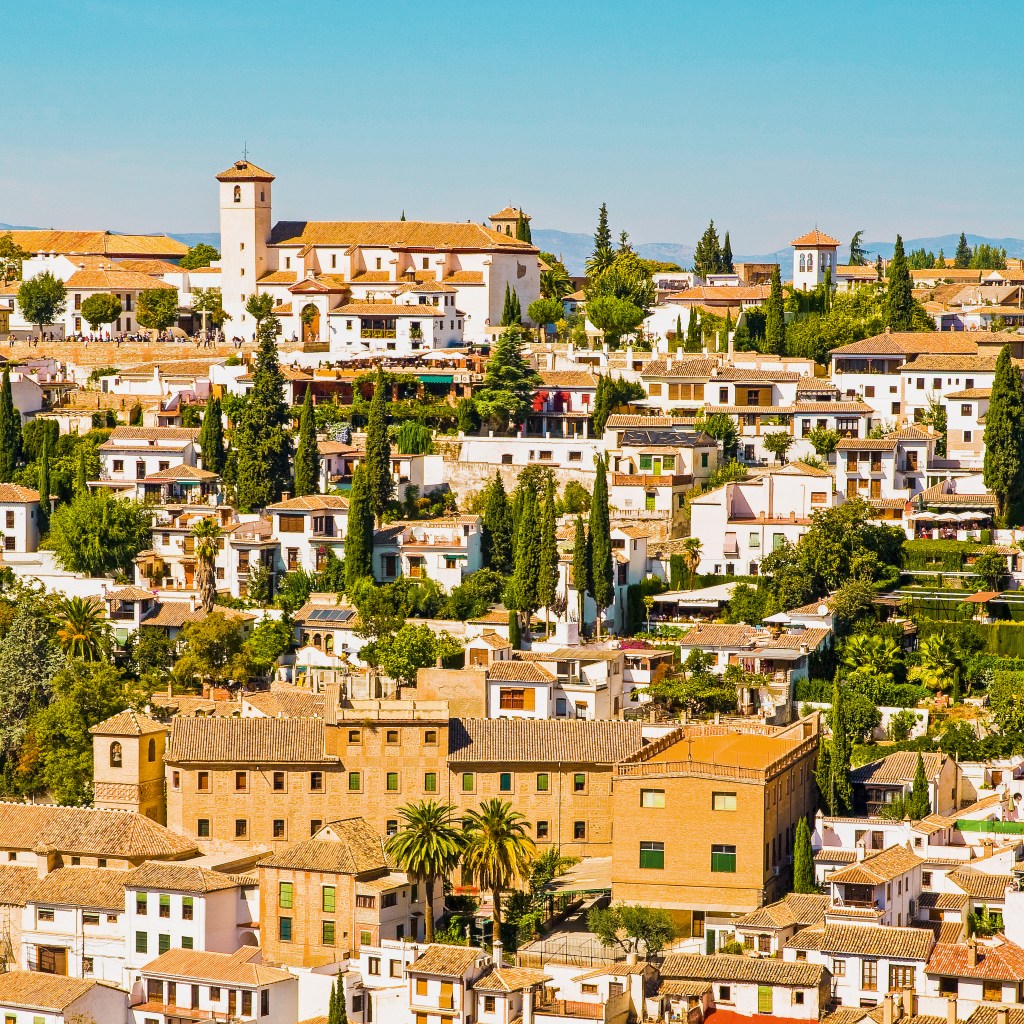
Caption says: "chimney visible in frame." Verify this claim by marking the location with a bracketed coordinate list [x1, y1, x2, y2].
[281, 491, 291, 501]
[967, 939, 977, 968]
[947, 997, 957, 1024]
[902, 988, 915, 1018]
[883, 994, 894, 1024]
[523, 985, 536, 1024]
[997, 1011, 1009, 1024]
[188, 593, 197, 612]
[492, 938, 503, 966]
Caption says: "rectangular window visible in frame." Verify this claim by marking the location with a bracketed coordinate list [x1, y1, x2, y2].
[386, 729, 399, 745]
[356, 894, 376, 909]
[573, 821, 586, 840]
[712, 792, 737, 811]
[322, 920, 336, 945]
[499, 772, 512, 792]
[273, 819, 286, 839]
[83, 913, 99, 926]
[890, 965, 916, 990]
[832, 958, 846, 976]
[348, 772, 361, 791]
[235, 819, 247, 839]
[279, 916, 292, 942]
[485, 996, 496, 1012]
[462, 772, 474, 792]
[573, 773, 586, 792]
[311, 819, 323, 835]
[310, 771, 323, 791]
[711, 844, 737, 873]
[159, 894, 170, 918]
[639, 841, 665, 869]
[862, 959, 878, 990]
[262, 991, 270, 1016]
[272, 771, 286, 791]
[323, 886, 336, 912]
[368, 957, 381, 976]
[640, 789, 665, 808]
[983, 979, 1002, 1002]
[182, 897, 193, 921]
[197, 771, 210, 792]
[158, 933, 170, 954]
[197, 819, 210, 837]
[279, 882, 293, 908]
[537, 821, 549, 839]
[348, 729, 361, 744]
[390, 959, 402, 978]
[136, 893, 147, 914]
[424, 729, 438, 744]
[424, 772, 437, 792]
[277, 514, 305, 532]
[536, 773, 549, 792]
[382, 892, 398, 909]
[135, 931, 147, 953]
[386, 772, 399, 791]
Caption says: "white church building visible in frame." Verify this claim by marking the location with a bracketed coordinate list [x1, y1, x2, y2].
[791, 228, 840, 291]
[215, 160, 542, 348]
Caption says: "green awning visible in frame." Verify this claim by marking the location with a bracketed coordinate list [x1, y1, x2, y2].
[418, 374, 454, 384]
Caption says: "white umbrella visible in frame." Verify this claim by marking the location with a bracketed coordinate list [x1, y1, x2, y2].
[957, 511, 979, 522]
[934, 512, 960, 522]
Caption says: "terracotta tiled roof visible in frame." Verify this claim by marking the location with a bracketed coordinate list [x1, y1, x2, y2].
[142, 946, 293, 986]
[835, 265, 878, 278]
[486, 660, 557, 684]
[242, 687, 326, 719]
[216, 160, 275, 182]
[447, 718, 643, 764]
[927, 938, 1024, 981]
[258, 270, 298, 285]
[270, 221, 535, 252]
[832, 333, 978, 357]
[677, 623, 757, 648]
[475, 632, 512, 650]
[0, 971, 102, 1012]
[119, 258, 182, 275]
[490, 207, 531, 221]
[0, 484, 39, 503]
[904, 354, 998, 372]
[116, 360, 222, 378]
[103, 426, 200, 443]
[914, 483, 997, 508]
[785, 926, 825, 951]
[538, 370, 597, 388]
[967, 1009, 1024, 1024]
[814, 848, 859, 864]
[946, 388, 991, 399]
[165, 717, 337, 765]
[734, 892, 827, 931]
[666, 286, 772, 302]
[660, 953, 824, 987]
[947, 867, 1013, 901]
[791, 230, 841, 247]
[0, 802, 196, 859]
[260, 817, 388, 875]
[714, 367, 803, 382]
[445, 270, 485, 284]
[65, 268, 176, 291]
[473, 966, 549, 992]
[89, 709, 165, 737]
[828, 843, 921, 885]
[5, 230, 188, 257]
[126, 861, 239, 894]
[850, 751, 946, 786]
[641, 357, 718, 378]
[267, 494, 350, 512]
[331, 302, 444, 318]
[409, 944, 489, 976]
[918, 891, 969, 911]
[143, 465, 219, 482]
[658, 980, 713, 997]
[836, 437, 899, 451]
[28, 867, 126, 911]
[0, 865, 39, 907]
[819, 923, 935, 960]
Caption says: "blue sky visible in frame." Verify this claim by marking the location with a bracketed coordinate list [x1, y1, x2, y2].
[3, 0, 1022, 251]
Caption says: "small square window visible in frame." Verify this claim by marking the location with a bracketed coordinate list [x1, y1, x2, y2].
[499, 772, 512, 792]
[348, 772, 361, 791]
[424, 773, 437, 792]
[234, 819, 248, 839]
[386, 729, 399, 745]
[537, 821, 549, 839]
[573, 821, 586, 840]
[573, 773, 586, 792]
[424, 729, 438, 744]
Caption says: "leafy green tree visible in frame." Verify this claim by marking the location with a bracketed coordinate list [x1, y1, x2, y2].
[589, 459, 613, 637]
[536, 477, 558, 634]
[137, 288, 179, 332]
[539, 252, 573, 300]
[693, 220, 724, 279]
[481, 473, 513, 572]
[174, 612, 252, 689]
[984, 346, 1024, 526]
[192, 287, 229, 329]
[588, 904, 678, 960]
[80, 293, 122, 332]
[192, 517, 221, 613]
[970, 244, 1007, 271]
[362, 623, 462, 690]
[585, 203, 615, 278]
[641, 650, 735, 716]
[572, 517, 589, 629]
[722, 231, 734, 273]
[52, 596, 111, 662]
[47, 491, 151, 576]
[500, 284, 522, 326]
[74, 447, 88, 495]
[462, 798, 536, 943]
[0, 233, 30, 283]
[792, 817, 816, 893]
[910, 633, 962, 699]
[245, 292, 276, 335]
[806, 427, 841, 458]
[764, 264, 785, 354]
[973, 550, 1007, 592]
[815, 678, 854, 816]
[848, 231, 867, 266]
[474, 328, 541, 433]
[763, 431, 794, 465]
[686, 307, 701, 352]
[385, 800, 465, 942]
[365, 369, 393, 525]
[234, 321, 290, 512]
[198, 396, 225, 476]
[585, 250, 655, 314]
[527, 298, 563, 336]
[0, 368, 21, 481]
[293, 386, 320, 497]
[586, 296, 644, 346]
[344, 465, 374, 591]
[954, 232, 972, 269]
[505, 488, 540, 627]
[396, 421, 433, 455]
[179, 242, 221, 270]
[17, 272, 67, 339]
[885, 235, 914, 331]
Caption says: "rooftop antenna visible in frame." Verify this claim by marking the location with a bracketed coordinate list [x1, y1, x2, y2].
[242, 141, 249, 161]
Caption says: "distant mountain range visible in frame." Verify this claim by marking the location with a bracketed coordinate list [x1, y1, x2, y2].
[5, 222, 1024, 277]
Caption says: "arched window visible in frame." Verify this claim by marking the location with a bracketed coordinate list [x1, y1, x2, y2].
[325, 635, 334, 654]
[110, 742, 122, 768]
[233, 185, 241, 204]
[148, 738, 156, 763]
[313, 632, 322, 649]
[799, 254, 806, 272]
[807, 252, 814, 273]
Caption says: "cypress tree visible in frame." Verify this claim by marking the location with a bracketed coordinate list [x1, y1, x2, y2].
[885, 234, 914, 331]
[365, 369, 393, 526]
[508, 287, 522, 325]
[589, 458, 613, 637]
[764, 264, 786, 355]
[75, 446, 88, 495]
[508, 608, 521, 650]
[675, 314, 683, 351]
[792, 817, 816, 893]
[482, 473, 513, 572]
[515, 212, 532, 244]
[500, 284, 514, 326]
[198, 395, 226, 477]
[908, 753, 931, 820]
[593, 203, 612, 254]
[344, 465, 374, 592]
[875, 254, 884, 281]
[536, 477, 558, 634]
[234, 321, 290, 512]
[686, 307, 700, 352]
[826, 679, 854, 816]
[0, 368, 20, 481]
[955, 232, 972, 269]
[293, 385, 320, 497]
[693, 220, 723, 280]
[37, 430, 51, 532]
[823, 266, 832, 314]
[572, 516, 589, 629]
[722, 231, 734, 273]
[507, 487, 540, 620]
[983, 346, 1024, 526]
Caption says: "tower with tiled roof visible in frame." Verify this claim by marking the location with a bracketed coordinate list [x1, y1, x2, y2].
[90, 709, 169, 824]
[791, 228, 840, 293]
[217, 159, 275, 334]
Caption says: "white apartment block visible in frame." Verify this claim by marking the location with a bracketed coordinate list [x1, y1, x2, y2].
[0, 485, 41, 554]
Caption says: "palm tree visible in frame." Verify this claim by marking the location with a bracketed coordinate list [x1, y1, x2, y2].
[842, 634, 901, 678]
[192, 517, 221, 613]
[910, 633, 961, 697]
[384, 800, 465, 943]
[462, 799, 536, 945]
[540, 265, 572, 301]
[52, 596, 110, 661]
[681, 537, 703, 589]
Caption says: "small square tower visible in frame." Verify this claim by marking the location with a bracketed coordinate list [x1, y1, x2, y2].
[792, 228, 840, 292]
[91, 710, 168, 823]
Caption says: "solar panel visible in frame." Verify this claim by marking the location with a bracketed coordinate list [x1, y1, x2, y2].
[307, 608, 354, 623]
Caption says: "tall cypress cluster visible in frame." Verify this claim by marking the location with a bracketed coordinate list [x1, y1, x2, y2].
[0, 368, 21, 482]
[536, 477, 559, 634]
[198, 395, 225, 476]
[983, 345, 1024, 526]
[589, 458, 613, 636]
[344, 465, 374, 591]
[293, 385, 320, 497]
[764, 264, 785, 355]
[365, 369, 393, 525]
[885, 234, 914, 331]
